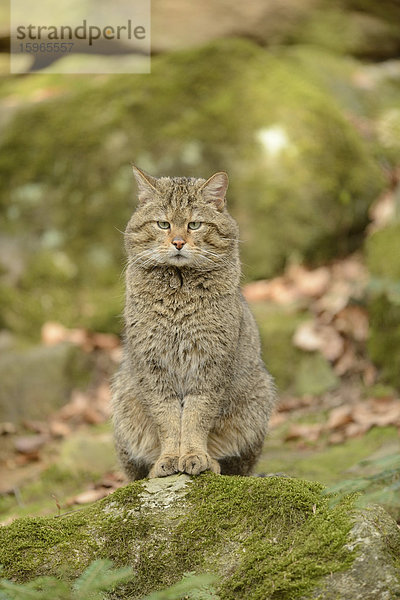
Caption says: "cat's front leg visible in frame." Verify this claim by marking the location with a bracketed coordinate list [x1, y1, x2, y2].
[148, 397, 181, 478]
[179, 395, 221, 475]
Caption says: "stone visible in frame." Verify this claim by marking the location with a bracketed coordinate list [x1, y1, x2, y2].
[0, 342, 91, 423]
[0, 474, 399, 599]
[0, 39, 384, 336]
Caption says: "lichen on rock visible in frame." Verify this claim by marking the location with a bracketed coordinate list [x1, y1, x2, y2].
[1, 474, 399, 599]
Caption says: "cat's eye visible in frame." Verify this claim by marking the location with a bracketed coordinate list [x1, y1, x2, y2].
[157, 221, 170, 229]
[188, 222, 202, 230]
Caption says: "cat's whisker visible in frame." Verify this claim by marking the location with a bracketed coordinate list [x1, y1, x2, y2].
[130, 249, 158, 265]
[220, 237, 243, 243]
[114, 226, 127, 236]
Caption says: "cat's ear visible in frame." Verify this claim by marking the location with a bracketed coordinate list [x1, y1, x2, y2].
[200, 172, 229, 211]
[132, 165, 157, 203]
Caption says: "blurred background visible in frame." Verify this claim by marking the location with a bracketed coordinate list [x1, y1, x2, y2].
[1, 0, 400, 523]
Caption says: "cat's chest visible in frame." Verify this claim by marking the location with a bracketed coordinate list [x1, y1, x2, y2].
[140, 293, 211, 355]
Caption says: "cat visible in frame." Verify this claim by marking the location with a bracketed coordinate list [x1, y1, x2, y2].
[111, 166, 277, 479]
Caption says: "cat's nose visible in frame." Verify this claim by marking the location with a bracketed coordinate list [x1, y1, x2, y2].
[172, 237, 186, 251]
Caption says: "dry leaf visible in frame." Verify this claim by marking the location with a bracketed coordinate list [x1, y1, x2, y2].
[57, 390, 89, 420]
[49, 421, 71, 438]
[334, 306, 369, 342]
[242, 280, 272, 303]
[334, 343, 358, 376]
[368, 191, 396, 232]
[293, 322, 344, 361]
[327, 405, 353, 429]
[41, 322, 91, 350]
[293, 321, 321, 352]
[287, 264, 330, 298]
[284, 423, 323, 442]
[91, 332, 120, 351]
[70, 488, 111, 505]
[82, 406, 105, 425]
[243, 278, 300, 304]
[344, 422, 370, 438]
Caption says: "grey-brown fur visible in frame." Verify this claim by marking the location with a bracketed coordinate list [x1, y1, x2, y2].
[112, 167, 277, 479]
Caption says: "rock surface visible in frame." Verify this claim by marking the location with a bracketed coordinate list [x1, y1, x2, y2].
[0, 342, 91, 422]
[1, 474, 399, 599]
[0, 39, 385, 337]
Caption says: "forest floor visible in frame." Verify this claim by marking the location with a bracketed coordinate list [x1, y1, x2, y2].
[1, 254, 400, 526]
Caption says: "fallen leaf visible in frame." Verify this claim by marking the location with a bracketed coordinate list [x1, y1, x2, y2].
[313, 281, 352, 316]
[15, 452, 40, 464]
[57, 390, 89, 420]
[243, 278, 300, 304]
[41, 321, 68, 346]
[82, 406, 106, 425]
[344, 422, 370, 438]
[327, 405, 353, 429]
[334, 306, 369, 342]
[363, 363, 378, 387]
[352, 399, 400, 428]
[368, 191, 396, 232]
[49, 421, 71, 438]
[293, 322, 344, 361]
[91, 332, 120, 351]
[287, 264, 330, 298]
[292, 321, 321, 352]
[284, 423, 323, 442]
[41, 322, 91, 350]
[69, 488, 111, 505]
[334, 343, 358, 376]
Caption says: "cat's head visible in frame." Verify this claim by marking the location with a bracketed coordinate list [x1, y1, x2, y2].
[125, 167, 239, 270]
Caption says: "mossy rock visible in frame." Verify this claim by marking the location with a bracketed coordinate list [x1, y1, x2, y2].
[0, 474, 399, 599]
[0, 38, 384, 336]
[365, 223, 400, 389]
[0, 342, 92, 422]
[252, 303, 339, 394]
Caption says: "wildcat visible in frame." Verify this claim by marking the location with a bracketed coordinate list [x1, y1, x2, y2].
[112, 166, 277, 479]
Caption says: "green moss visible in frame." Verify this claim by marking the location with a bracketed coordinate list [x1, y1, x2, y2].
[0, 512, 96, 581]
[0, 475, 357, 600]
[180, 476, 355, 600]
[0, 39, 384, 337]
[294, 353, 340, 396]
[365, 224, 400, 389]
[251, 303, 307, 392]
[366, 224, 400, 281]
[259, 425, 399, 485]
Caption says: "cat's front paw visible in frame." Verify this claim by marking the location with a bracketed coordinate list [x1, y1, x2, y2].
[178, 453, 220, 475]
[148, 455, 179, 478]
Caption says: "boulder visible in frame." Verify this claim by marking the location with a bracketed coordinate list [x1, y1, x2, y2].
[0, 342, 91, 423]
[0, 39, 384, 335]
[0, 474, 399, 599]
